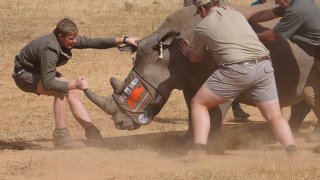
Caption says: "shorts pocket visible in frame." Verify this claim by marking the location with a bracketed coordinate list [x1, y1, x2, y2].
[221, 64, 250, 75]
[264, 66, 274, 73]
[211, 70, 224, 81]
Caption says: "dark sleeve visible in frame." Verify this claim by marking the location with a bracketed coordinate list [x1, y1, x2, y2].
[75, 35, 116, 49]
[272, 6, 285, 17]
[40, 47, 68, 93]
[273, 10, 303, 39]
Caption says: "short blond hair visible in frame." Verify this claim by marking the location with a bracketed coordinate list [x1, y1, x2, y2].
[54, 18, 78, 37]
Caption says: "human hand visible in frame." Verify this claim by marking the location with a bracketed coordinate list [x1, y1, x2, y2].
[125, 37, 141, 47]
[221, 4, 233, 10]
[75, 77, 89, 90]
[179, 39, 192, 59]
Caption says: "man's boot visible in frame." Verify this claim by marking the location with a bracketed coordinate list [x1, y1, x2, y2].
[52, 128, 85, 149]
[85, 126, 103, 146]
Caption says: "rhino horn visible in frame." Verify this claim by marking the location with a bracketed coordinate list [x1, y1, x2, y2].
[110, 77, 126, 94]
[83, 89, 117, 115]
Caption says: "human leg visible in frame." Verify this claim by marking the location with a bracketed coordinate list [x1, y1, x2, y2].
[67, 89, 94, 129]
[13, 70, 86, 149]
[255, 100, 296, 157]
[191, 85, 227, 145]
[37, 77, 87, 149]
[67, 89, 102, 143]
[246, 60, 297, 158]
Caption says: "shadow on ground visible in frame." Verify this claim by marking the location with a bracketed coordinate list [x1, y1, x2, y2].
[2, 120, 317, 156]
[0, 138, 52, 151]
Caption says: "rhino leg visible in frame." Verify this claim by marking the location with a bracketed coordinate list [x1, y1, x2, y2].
[303, 86, 320, 133]
[288, 101, 311, 134]
[302, 67, 320, 133]
[174, 88, 194, 144]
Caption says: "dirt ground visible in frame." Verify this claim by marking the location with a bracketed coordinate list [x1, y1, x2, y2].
[1, 0, 320, 179]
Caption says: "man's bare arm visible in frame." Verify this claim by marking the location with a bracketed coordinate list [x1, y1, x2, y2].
[245, 9, 279, 24]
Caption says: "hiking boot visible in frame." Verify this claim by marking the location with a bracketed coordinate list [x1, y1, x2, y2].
[85, 126, 103, 146]
[52, 128, 85, 150]
[232, 104, 250, 121]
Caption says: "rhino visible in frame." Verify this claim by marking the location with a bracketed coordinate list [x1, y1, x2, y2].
[84, 3, 320, 139]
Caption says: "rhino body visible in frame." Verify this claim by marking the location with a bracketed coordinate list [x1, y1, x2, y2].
[84, 4, 319, 135]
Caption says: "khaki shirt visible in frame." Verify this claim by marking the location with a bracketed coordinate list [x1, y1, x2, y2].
[15, 32, 116, 93]
[192, 7, 269, 65]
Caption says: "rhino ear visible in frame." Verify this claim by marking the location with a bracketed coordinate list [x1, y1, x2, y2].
[152, 30, 181, 51]
[159, 30, 181, 46]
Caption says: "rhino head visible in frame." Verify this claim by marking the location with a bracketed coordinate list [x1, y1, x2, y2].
[84, 29, 197, 130]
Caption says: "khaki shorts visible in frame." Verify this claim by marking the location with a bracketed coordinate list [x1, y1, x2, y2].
[205, 60, 278, 102]
[12, 67, 62, 95]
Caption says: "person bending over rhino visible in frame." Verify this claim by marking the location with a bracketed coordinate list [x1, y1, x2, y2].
[179, 0, 297, 159]
[12, 18, 140, 149]
[246, 0, 320, 142]
[184, 0, 251, 122]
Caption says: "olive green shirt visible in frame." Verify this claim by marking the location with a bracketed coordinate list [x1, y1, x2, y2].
[15, 32, 116, 93]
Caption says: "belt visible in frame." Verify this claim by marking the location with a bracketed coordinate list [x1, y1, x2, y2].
[220, 56, 270, 67]
[235, 56, 270, 66]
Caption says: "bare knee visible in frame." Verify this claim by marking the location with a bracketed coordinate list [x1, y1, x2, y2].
[191, 97, 205, 109]
[265, 114, 285, 124]
[67, 89, 81, 102]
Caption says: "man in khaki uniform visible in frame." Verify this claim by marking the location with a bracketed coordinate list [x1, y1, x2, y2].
[179, 0, 297, 159]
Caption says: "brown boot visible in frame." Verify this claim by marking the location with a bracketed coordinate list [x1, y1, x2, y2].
[52, 128, 85, 149]
[85, 126, 103, 146]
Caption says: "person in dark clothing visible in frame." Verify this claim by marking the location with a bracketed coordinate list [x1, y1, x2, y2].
[12, 18, 140, 149]
[246, 0, 320, 143]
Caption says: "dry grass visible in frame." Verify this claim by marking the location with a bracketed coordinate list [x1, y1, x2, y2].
[1, 0, 320, 179]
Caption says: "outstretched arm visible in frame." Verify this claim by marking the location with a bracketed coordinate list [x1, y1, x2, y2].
[115, 37, 140, 47]
[245, 9, 279, 24]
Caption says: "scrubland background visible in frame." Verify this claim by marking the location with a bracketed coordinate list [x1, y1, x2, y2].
[1, 0, 320, 179]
